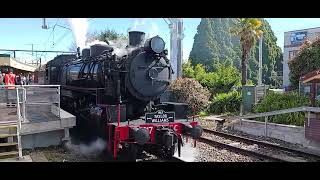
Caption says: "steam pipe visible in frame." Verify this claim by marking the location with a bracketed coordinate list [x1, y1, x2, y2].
[117, 80, 121, 127]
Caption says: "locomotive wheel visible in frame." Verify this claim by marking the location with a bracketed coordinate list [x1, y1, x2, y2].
[163, 145, 175, 160]
[118, 143, 138, 161]
[136, 145, 144, 158]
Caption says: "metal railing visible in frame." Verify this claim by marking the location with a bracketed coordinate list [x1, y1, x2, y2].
[1, 85, 61, 159]
[1, 85, 61, 120]
[237, 106, 320, 137]
[15, 88, 23, 158]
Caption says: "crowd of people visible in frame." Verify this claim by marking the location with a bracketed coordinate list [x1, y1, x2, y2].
[0, 68, 34, 87]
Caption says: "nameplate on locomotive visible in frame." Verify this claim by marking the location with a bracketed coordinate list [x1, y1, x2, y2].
[145, 110, 175, 123]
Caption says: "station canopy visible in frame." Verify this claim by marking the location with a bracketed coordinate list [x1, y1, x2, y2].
[0, 56, 37, 72]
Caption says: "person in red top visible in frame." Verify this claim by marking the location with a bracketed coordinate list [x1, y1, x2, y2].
[4, 68, 16, 89]
[4, 68, 16, 106]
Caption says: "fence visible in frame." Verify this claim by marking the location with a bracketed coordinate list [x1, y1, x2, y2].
[0, 85, 61, 122]
[0, 85, 61, 159]
[238, 106, 320, 137]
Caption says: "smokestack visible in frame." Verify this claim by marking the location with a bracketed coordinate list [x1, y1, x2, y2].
[129, 31, 145, 46]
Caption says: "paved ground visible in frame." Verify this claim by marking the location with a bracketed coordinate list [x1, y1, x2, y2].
[30, 152, 48, 162]
[0, 155, 32, 162]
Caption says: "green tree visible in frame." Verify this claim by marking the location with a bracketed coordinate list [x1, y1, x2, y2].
[69, 29, 128, 52]
[189, 18, 282, 87]
[182, 61, 241, 95]
[289, 39, 320, 89]
[189, 18, 220, 71]
[182, 60, 195, 78]
[230, 18, 263, 86]
[86, 29, 127, 44]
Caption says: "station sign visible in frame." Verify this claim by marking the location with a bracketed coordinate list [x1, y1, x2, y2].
[145, 110, 175, 123]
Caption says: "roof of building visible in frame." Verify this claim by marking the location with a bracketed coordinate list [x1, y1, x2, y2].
[285, 27, 320, 33]
[300, 70, 320, 83]
[0, 57, 37, 72]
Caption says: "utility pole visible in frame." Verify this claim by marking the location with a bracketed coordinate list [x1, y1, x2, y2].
[176, 18, 183, 78]
[258, 35, 263, 85]
[42, 18, 48, 29]
[166, 18, 184, 80]
[25, 44, 35, 56]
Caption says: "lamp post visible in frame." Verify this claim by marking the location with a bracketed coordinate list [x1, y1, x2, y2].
[258, 35, 263, 86]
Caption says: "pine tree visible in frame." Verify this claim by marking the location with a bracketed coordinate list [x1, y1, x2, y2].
[189, 18, 219, 71]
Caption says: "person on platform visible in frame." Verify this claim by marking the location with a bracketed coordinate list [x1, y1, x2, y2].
[0, 70, 4, 85]
[4, 68, 16, 89]
[21, 74, 27, 85]
[4, 68, 16, 106]
[15, 73, 22, 85]
[28, 73, 33, 85]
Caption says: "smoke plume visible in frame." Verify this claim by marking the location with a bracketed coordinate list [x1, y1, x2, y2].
[85, 40, 109, 47]
[68, 18, 88, 50]
[86, 38, 136, 57]
[129, 18, 159, 39]
[109, 39, 137, 57]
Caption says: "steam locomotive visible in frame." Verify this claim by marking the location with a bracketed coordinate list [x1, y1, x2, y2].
[45, 31, 203, 160]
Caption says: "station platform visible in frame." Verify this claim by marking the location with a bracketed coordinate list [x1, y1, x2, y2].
[0, 155, 32, 162]
[0, 85, 76, 160]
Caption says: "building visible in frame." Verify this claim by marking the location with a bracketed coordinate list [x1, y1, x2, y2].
[0, 54, 38, 73]
[283, 27, 320, 89]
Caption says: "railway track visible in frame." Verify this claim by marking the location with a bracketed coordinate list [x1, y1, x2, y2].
[137, 156, 186, 162]
[201, 128, 320, 162]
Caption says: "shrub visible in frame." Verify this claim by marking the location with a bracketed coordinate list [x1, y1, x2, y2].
[182, 60, 195, 78]
[253, 91, 309, 126]
[182, 61, 241, 95]
[210, 91, 241, 114]
[170, 78, 211, 113]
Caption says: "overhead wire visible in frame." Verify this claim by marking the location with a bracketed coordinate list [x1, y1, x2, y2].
[39, 18, 60, 59]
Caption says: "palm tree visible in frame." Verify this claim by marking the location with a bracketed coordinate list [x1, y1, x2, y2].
[230, 18, 263, 86]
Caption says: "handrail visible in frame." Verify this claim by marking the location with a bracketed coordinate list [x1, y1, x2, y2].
[1, 85, 61, 159]
[0, 85, 61, 88]
[1, 85, 61, 119]
[15, 88, 22, 159]
[237, 106, 320, 119]
[237, 106, 320, 138]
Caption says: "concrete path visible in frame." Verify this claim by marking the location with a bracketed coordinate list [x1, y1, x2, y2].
[0, 155, 32, 162]
[30, 152, 48, 162]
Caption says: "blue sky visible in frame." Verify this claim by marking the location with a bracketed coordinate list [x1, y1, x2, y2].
[1, 18, 320, 64]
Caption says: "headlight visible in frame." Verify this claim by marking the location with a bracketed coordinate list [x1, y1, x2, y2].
[150, 36, 165, 53]
[145, 36, 165, 54]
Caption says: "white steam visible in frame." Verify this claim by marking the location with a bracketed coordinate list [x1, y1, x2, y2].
[82, 18, 161, 57]
[130, 18, 146, 31]
[85, 40, 109, 47]
[68, 18, 88, 50]
[79, 138, 106, 155]
[86, 38, 137, 57]
[65, 138, 106, 157]
[129, 18, 159, 39]
[149, 21, 159, 38]
[109, 39, 137, 57]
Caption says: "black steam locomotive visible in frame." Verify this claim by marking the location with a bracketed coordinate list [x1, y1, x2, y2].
[46, 31, 203, 160]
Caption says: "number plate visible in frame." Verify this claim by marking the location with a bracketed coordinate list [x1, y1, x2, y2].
[145, 110, 175, 123]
